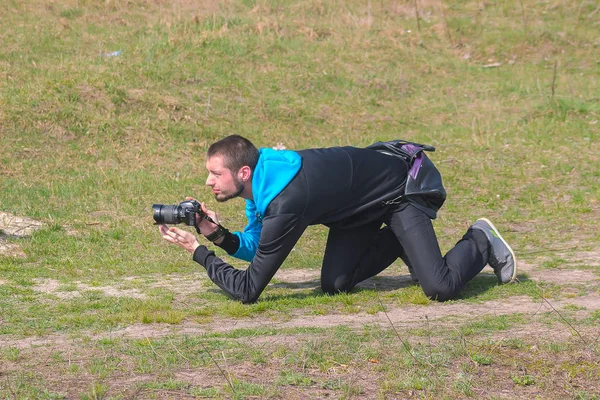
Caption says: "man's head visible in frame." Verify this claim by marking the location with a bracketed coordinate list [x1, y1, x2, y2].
[205, 135, 259, 202]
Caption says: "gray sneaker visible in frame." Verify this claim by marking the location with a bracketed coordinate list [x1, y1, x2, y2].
[471, 218, 517, 283]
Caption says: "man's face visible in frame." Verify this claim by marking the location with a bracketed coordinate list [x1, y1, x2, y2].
[205, 155, 244, 202]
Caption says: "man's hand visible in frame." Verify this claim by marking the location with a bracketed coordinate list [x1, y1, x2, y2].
[184, 197, 221, 237]
[183, 197, 215, 235]
[184, 197, 225, 244]
[199, 203, 221, 234]
[159, 225, 200, 254]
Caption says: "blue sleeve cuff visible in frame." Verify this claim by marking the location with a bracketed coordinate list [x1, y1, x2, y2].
[232, 231, 259, 261]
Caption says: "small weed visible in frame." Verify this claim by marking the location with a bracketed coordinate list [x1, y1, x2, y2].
[230, 379, 266, 399]
[58, 7, 83, 19]
[80, 383, 109, 400]
[541, 257, 567, 269]
[546, 342, 567, 353]
[503, 338, 527, 350]
[88, 356, 121, 379]
[512, 374, 536, 386]
[272, 345, 289, 359]
[276, 370, 313, 386]
[395, 370, 434, 391]
[56, 283, 78, 292]
[340, 381, 363, 399]
[563, 304, 586, 311]
[50, 351, 65, 363]
[143, 380, 190, 390]
[574, 391, 600, 400]
[393, 286, 431, 305]
[321, 378, 343, 390]
[248, 348, 267, 364]
[0, 372, 65, 399]
[189, 387, 221, 397]
[453, 373, 474, 396]
[1, 346, 20, 361]
[135, 357, 154, 374]
[458, 314, 516, 336]
[471, 353, 493, 365]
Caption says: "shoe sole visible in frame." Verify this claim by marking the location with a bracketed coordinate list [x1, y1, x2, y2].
[478, 217, 518, 283]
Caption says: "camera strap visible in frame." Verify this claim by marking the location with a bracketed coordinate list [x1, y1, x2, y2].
[202, 214, 230, 242]
[197, 214, 229, 242]
[202, 214, 224, 229]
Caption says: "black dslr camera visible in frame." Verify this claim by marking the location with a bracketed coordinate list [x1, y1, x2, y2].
[153, 200, 204, 226]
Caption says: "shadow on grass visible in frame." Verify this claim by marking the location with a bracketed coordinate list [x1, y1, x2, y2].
[261, 288, 324, 302]
[269, 279, 321, 290]
[264, 274, 419, 302]
[269, 274, 417, 292]
[215, 272, 513, 303]
[456, 272, 503, 300]
[356, 275, 418, 291]
[514, 273, 530, 282]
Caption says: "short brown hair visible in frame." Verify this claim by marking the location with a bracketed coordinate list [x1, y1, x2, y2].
[207, 135, 259, 173]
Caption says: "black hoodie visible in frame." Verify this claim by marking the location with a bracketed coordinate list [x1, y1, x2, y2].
[193, 145, 441, 303]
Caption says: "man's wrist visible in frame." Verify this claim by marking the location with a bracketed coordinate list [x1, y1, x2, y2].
[192, 244, 210, 268]
[213, 231, 240, 255]
[192, 241, 200, 253]
[205, 225, 229, 243]
[212, 233, 226, 245]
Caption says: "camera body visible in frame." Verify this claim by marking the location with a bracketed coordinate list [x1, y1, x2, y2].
[153, 200, 204, 226]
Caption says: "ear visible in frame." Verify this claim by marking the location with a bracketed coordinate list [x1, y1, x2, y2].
[238, 166, 252, 182]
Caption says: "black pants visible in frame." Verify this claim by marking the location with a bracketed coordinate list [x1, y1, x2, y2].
[320, 203, 489, 301]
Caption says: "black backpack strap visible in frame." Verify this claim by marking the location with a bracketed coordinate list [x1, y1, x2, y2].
[366, 139, 435, 166]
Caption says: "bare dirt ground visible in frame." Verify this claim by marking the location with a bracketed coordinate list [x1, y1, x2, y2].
[0, 212, 43, 258]
[0, 212, 44, 237]
[30, 278, 148, 300]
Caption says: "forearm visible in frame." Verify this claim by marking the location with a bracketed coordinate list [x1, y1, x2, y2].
[193, 245, 264, 303]
[193, 215, 309, 303]
[212, 230, 240, 254]
[200, 211, 259, 261]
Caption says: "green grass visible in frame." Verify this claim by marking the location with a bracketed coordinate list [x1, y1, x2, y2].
[1, 0, 599, 397]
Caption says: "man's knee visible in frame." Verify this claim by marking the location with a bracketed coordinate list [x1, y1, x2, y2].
[421, 282, 456, 302]
[321, 275, 353, 295]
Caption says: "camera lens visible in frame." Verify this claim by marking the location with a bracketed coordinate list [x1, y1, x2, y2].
[152, 204, 183, 224]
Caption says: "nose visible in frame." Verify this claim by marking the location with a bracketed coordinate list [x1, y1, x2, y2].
[205, 175, 214, 186]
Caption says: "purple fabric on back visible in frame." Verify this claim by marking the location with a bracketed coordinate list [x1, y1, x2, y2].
[402, 144, 423, 179]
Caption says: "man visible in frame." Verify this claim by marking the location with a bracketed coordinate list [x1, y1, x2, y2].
[160, 135, 517, 304]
